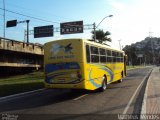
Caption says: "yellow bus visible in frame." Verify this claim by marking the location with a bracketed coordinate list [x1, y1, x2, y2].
[44, 38, 126, 91]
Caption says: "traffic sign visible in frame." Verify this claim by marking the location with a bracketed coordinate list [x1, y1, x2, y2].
[60, 21, 83, 35]
[34, 25, 54, 38]
[6, 20, 17, 27]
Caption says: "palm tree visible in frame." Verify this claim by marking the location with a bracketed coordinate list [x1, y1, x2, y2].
[91, 29, 111, 43]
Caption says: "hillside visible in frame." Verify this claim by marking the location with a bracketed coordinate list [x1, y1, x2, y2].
[123, 37, 160, 65]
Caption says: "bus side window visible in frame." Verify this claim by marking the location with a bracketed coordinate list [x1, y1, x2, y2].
[91, 46, 99, 54]
[86, 45, 90, 63]
[112, 51, 116, 62]
[91, 46, 99, 63]
[99, 48, 105, 55]
[100, 48, 106, 63]
[91, 55, 99, 63]
[120, 53, 123, 62]
[116, 52, 120, 62]
[106, 50, 112, 62]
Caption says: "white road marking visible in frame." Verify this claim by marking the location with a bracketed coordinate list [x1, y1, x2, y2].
[73, 94, 88, 100]
[122, 69, 152, 115]
[0, 88, 46, 102]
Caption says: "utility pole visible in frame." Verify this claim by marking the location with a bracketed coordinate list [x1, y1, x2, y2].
[149, 30, 155, 64]
[93, 15, 113, 42]
[26, 20, 30, 44]
[8, 20, 30, 43]
[93, 22, 96, 42]
[3, 0, 5, 39]
[144, 55, 146, 66]
[118, 39, 122, 50]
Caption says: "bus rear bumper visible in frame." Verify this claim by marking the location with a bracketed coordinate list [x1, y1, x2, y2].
[44, 82, 85, 89]
[44, 80, 100, 91]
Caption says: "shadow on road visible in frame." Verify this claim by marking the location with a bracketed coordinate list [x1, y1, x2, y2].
[0, 89, 91, 113]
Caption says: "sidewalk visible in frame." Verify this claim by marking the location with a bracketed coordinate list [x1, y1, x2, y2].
[141, 67, 160, 114]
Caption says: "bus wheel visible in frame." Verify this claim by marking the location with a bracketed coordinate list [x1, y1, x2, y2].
[99, 76, 107, 92]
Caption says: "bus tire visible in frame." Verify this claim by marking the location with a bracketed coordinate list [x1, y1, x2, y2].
[99, 76, 107, 92]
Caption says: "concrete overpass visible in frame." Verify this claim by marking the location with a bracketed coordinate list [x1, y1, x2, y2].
[0, 37, 44, 76]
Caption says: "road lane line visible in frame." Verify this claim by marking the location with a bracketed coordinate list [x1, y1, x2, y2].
[73, 94, 88, 100]
[0, 88, 46, 102]
[122, 69, 152, 115]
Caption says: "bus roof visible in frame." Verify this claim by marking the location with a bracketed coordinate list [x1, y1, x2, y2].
[45, 38, 124, 53]
[83, 39, 124, 53]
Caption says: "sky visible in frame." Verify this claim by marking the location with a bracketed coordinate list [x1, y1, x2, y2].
[0, 0, 160, 49]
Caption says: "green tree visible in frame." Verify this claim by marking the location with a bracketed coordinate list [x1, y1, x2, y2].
[91, 29, 111, 43]
[123, 45, 137, 65]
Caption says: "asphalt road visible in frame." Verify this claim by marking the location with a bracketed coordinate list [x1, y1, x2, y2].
[0, 67, 152, 120]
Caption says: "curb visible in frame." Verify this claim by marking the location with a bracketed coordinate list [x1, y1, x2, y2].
[0, 88, 46, 102]
[141, 68, 153, 115]
[122, 68, 153, 115]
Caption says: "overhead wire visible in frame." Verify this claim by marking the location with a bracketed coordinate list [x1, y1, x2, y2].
[0, 3, 88, 38]
[3, 2, 73, 21]
[0, 7, 60, 24]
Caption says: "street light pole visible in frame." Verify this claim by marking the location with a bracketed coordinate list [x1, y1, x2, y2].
[93, 23, 96, 41]
[93, 15, 113, 42]
[149, 30, 155, 64]
[96, 15, 113, 29]
[3, 0, 5, 39]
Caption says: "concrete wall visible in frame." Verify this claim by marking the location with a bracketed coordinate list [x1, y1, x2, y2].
[0, 37, 44, 76]
[0, 38, 44, 55]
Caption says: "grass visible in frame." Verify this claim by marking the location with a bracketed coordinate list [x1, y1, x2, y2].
[0, 71, 45, 97]
[126, 65, 145, 70]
